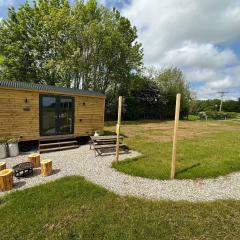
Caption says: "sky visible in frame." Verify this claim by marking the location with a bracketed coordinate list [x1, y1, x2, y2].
[1, 0, 240, 100]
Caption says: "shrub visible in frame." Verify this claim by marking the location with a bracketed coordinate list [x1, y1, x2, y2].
[0, 137, 7, 145]
[7, 138, 20, 144]
[184, 115, 200, 121]
[198, 111, 239, 120]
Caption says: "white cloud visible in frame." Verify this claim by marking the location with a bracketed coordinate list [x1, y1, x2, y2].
[160, 42, 238, 69]
[187, 65, 240, 99]
[185, 68, 216, 82]
[121, 0, 240, 99]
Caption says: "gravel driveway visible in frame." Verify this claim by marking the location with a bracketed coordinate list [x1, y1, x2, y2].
[1, 144, 240, 202]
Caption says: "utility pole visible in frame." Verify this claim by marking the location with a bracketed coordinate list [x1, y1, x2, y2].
[217, 91, 228, 112]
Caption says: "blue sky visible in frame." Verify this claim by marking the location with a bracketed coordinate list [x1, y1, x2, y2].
[1, 0, 240, 99]
[0, 0, 128, 17]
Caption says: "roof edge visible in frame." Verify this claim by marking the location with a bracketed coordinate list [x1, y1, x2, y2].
[0, 80, 105, 97]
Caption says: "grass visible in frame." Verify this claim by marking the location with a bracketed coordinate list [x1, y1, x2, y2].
[109, 120, 240, 180]
[1, 176, 240, 239]
[1, 120, 240, 239]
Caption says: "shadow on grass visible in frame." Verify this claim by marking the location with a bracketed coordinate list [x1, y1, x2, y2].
[176, 163, 201, 176]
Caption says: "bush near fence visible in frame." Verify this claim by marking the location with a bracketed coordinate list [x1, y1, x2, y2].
[198, 111, 239, 120]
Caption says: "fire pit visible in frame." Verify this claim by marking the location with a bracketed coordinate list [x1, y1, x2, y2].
[12, 162, 34, 178]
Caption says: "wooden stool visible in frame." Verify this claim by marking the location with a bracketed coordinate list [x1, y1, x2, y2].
[41, 159, 52, 176]
[28, 153, 40, 168]
[0, 169, 13, 192]
[0, 162, 6, 171]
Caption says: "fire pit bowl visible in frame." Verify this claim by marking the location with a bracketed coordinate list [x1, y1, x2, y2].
[12, 162, 34, 178]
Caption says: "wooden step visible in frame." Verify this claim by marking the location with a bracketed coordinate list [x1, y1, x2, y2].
[39, 137, 79, 153]
[39, 141, 78, 148]
[40, 145, 79, 153]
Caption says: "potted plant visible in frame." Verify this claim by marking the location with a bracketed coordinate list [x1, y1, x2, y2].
[0, 138, 7, 159]
[7, 138, 20, 157]
[94, 130, 100, 137]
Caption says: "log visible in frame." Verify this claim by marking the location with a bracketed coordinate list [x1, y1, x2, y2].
[0, 162, 6, 171]
[28, 153, 40, 168]
[41, 159, 52, 177]
[0, 169, 13, 192]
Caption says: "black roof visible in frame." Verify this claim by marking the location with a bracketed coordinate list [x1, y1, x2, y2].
[0, 80, 105, 97]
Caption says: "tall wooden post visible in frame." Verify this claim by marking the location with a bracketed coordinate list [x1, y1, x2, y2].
[170, 93, 181, 179]
[116, 96, 122, 161]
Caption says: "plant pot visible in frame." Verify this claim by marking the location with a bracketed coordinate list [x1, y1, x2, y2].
[94, 131, 100, 137]
[0, 144, 7, 159]
[8, 143, 19, 157]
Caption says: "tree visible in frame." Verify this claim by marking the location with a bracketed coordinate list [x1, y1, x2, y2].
[0, 0, 71, 85]
[191, 99, 240, 114]
[0, 0, 143, 91]
[151, 67, 192, 118]
[119, 67, 192, 121]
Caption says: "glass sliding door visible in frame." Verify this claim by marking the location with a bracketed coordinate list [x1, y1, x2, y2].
[59, 97, 74, 135]
[40, 95, 74, 136]
[40, 96, 57, 136]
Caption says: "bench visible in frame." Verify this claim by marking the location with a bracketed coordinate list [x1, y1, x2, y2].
[90, 135, 128, 156]
[90, 135, 124, 150]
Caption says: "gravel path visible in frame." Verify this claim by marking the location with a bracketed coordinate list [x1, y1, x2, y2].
[1, 145, 240, 202]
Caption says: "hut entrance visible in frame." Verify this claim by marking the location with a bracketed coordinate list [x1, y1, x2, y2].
[40, 95, 74, 136]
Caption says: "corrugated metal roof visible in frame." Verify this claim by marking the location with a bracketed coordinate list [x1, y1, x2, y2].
[0, 80, 105, 97]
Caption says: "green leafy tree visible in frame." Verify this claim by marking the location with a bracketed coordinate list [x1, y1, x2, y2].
[0, 0, 143, 91]
[152, 67, 192, 118]
[191, 99, 240, 114]
[120, 67, 192, 120]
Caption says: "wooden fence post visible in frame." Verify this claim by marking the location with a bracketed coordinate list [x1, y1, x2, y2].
[170, 93, 181, 179]
[116, 96, 122, 161]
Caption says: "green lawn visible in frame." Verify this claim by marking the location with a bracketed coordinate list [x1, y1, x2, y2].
[1, 176, 240, 240]
[109, 120, 240, 180]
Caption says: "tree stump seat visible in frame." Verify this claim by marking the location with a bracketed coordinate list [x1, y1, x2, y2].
[12, 162, 34, 178]
[41, 159, 52, 176]
[28, 153, 40, 168]
[0, 169, 13, 192]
